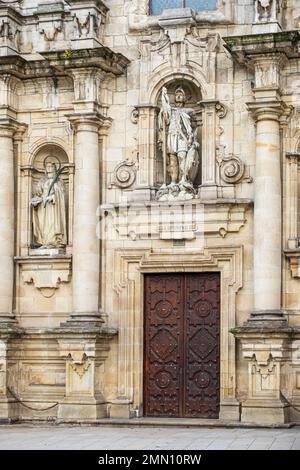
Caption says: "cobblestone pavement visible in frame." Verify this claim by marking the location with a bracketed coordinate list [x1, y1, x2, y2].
[0, 425, 299, 450]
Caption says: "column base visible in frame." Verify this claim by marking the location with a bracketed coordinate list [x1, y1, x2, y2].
[245, 310, 288, 327]
[58, 399, 107, 421]
[60, 312, 105, 328]
[219, 398, 241, 421]
[0, 397, 18, 421]
[110, 398, 134, 419]
[0, 315, 17, 326]
[241, 399, 290, 425]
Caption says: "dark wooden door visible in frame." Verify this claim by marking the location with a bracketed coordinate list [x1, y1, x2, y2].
[144, 273, 220, 418]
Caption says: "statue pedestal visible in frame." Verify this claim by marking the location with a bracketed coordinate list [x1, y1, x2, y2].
[57, 326, 117, 422]
[232, 328, 291, 425]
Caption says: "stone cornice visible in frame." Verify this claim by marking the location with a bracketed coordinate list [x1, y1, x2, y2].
[0, 47, 130, 80]
[41, 48, 130, 76]
[223, 31, 300, 65]
[0, 117, 27, 136]
[0, 5, 23, 22]
[67, 0, 109, 15]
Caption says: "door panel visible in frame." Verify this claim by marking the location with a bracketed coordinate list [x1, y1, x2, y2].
[144, 273, 220, 418]
[144, 275, 183, 416]
[184, 273, 220, 418]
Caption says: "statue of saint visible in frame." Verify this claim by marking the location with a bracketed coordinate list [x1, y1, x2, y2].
[157, 86, 200, 201]
[31, 157, 67, 248]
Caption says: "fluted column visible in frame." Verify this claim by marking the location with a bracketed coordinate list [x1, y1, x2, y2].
[0, 120, 16, 323]
[67, 114, 104, 324]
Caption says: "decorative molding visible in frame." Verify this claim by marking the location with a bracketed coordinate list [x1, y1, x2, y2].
[102, 200, 251, 241]
[285, 251, 300, 278]
[15, 256, 72, 298]
[113, 245, 243, 417]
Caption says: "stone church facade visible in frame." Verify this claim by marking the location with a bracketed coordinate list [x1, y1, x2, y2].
[1, 0, 300, 426]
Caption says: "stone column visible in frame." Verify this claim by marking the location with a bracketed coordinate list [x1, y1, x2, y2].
[0, 120, 16, 324]
[246, 49, 290, 326]
[247, 102, 286, 322]
[66, 114, 104, 325]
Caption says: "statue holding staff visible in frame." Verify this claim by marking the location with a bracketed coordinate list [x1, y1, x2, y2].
[31, 156, 67, 248]
[157, 86, 200, 201]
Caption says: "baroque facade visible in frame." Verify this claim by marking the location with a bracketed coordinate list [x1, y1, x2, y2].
[1, 0, 300, 425]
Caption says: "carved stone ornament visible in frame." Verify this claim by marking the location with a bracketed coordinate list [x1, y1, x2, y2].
[18, 257, 72, 298]
[219, 154, 246, 184]
[39, 22, 63, 42]
[112, 160, 137, 189]
[216, 102, 227, 119]
[68, 353, 91, 379]
[255, 0, 277, 23]
[131, 107, 139, 124]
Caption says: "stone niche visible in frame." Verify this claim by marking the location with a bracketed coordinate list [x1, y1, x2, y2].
[16, 143, 74, 314]
[25, 143, 73, 253]
[155, 80, 203, 194]
[285, 146, 300, 278]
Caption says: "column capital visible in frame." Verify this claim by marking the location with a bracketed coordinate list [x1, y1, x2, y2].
[286, 152, 300, 163]
[246, 99, 291, 122]
[66, 112, 106, 132]
[0, 118, 27, 138]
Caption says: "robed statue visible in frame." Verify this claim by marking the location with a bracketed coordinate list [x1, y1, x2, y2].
[31, 157, 67, 248]
[157, 86, 200, 201]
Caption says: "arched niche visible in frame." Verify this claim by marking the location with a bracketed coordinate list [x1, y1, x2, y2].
[29, 144, 73, 251]
[155, 79, 203, 188]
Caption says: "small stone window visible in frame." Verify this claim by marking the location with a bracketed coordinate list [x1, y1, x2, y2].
[150, 0, 217, 16]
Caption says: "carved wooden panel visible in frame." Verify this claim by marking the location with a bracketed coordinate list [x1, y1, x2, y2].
[184, 273, 220, 418]
[144, 274, 183, 416]
[144, 273, 220, 418]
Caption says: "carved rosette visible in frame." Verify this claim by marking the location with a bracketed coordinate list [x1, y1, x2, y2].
[112, 160, 137, 189]
[219, 155, 245, 184]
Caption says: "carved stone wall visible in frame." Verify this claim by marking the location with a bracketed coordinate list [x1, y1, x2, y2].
[0, 0, 300, 425]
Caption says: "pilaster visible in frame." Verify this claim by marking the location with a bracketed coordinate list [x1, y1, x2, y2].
[0, 118, 26, 325]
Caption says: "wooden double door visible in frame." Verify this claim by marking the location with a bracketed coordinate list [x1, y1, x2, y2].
[144, 273, 220, 418]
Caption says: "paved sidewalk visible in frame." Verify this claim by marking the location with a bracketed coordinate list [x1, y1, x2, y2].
[0, 425, 299, 450]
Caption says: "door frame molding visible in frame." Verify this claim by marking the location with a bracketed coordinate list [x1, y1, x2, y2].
[143, 272, 221, 418]
[113, 246, 243, 420]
